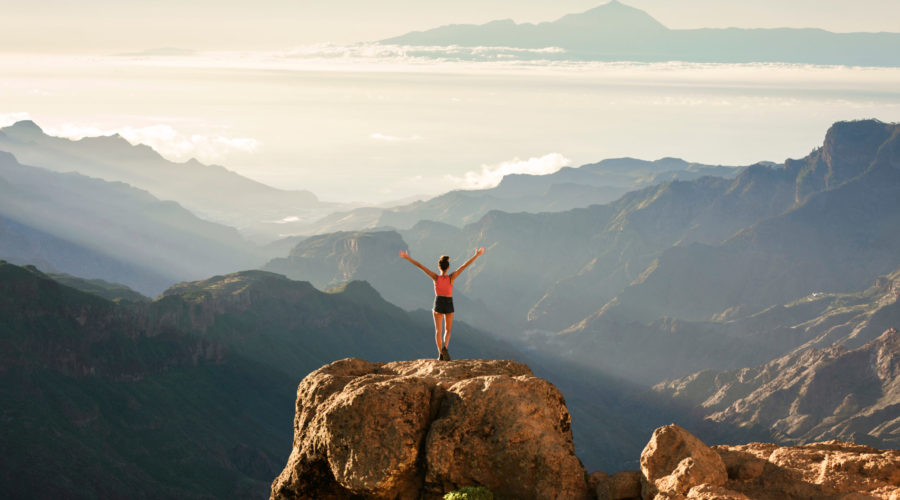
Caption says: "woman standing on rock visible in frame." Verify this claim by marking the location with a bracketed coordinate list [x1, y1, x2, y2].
[399, 247, 485, 361]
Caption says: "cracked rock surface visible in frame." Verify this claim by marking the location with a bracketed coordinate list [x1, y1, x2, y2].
[269, 358, 590, 500]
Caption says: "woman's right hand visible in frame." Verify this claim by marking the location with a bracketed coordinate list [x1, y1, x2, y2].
[475, 247, 485, 257]
[399, 250, 410, 259]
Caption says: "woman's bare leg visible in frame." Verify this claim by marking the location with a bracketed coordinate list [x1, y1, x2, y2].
[443, 313, 453, 348]
[433, 312, 443, 355]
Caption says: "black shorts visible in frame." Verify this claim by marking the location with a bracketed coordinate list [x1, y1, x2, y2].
[433, 296, 454, 314]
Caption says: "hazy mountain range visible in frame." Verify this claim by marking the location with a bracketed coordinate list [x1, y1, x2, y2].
[0, 151, 257, 295]
[261, 120, 900, 387]
[381, 0, 900, 66]
[284, 158, 740, 236]
[268, 121, 893, 337]
[0, 120, 741, 297]
[0, 121, 330, 242]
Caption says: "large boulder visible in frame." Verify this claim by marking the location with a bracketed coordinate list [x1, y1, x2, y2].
[270, 358, 590, 500]
[640, 424, 728, 499]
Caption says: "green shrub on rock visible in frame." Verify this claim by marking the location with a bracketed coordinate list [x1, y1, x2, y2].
[443, 486, 494, 500]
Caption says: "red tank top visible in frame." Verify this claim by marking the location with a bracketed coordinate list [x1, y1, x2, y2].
[434, 275, 452, 297]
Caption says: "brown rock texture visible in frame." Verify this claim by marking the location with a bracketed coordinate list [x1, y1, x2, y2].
[591, 470, 642, 499]
[640, 424, 728, 498]
[634, 425, 900, 499]
[269, 358, 590, 500]
[714, 441, 900, 500]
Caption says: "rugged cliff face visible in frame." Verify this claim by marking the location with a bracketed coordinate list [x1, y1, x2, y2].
[270, 358, 591, 500]
[270, 360, 900, 500]
[656, 328, 900, 449]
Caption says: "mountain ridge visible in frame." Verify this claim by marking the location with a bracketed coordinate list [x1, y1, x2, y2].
[655, 328, 900, 449]
[0, 150, 258, 296]
[270, 156, 740, 237]
[569, 119, 900, 327]
[381, 1, 900, 66]
[261, 120, 900, 392]
[0, 120, 329, 241]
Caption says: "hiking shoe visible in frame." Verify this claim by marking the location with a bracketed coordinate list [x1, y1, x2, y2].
[441, 346, 451, 361]
[438, 351, 445, 361]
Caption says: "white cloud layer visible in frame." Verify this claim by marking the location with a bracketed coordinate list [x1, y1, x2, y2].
[281, 43, 565, 62]
[370, 132, 422, 142]
[450, 153, 570, 189]
[45, 123, 260, 163]
[0, 112, 32, 127]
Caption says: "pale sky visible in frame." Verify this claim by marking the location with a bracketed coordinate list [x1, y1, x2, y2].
[1, 0, 899, 53]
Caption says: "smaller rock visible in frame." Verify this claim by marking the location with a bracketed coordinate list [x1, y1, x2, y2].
[685, 484, 750, 499]
[588, 472, 609, 492]
[640, 424, 727, 498]
[713, 441, 900, 499]
[593, 470, 641, 500]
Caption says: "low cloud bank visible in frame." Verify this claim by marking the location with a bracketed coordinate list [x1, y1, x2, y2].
[45, 123, 259, 162]
[0, 112, 31, 127]
[370, 132, 422, 142]
[449, 153, 570, 189]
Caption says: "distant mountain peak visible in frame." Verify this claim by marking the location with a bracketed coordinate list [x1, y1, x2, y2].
[3, 120, 45, 139]
[552, 2, 667, 30]
[11, 119, 42, 130]
[823, 119, 892, 149]
[559, 1, 636, 16]
[819, 119, 896, 183]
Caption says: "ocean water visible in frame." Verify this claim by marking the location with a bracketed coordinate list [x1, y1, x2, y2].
[2, 45, 899, 203]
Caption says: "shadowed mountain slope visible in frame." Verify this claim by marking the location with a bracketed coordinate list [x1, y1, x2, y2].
[1, 259, 712, 495]
[592, 120, 900, 325]
[0, 262, 294, 500]
[546, 262, 900, 386]
[45, 272, 150, 303]
[655, 328, 900, 449]
[0, 151, 258, 296]
[0, 262, 522, 499]
[534, 120, 900, 386]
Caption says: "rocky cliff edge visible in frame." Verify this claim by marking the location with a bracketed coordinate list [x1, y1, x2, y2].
[631, 424, 900, 500]
[270, 358, 900, 500]
[270, 358, 591, 500]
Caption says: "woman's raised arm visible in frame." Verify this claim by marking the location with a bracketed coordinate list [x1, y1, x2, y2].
[399, 250, 438, 280]
[450, 247, 485, 280]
